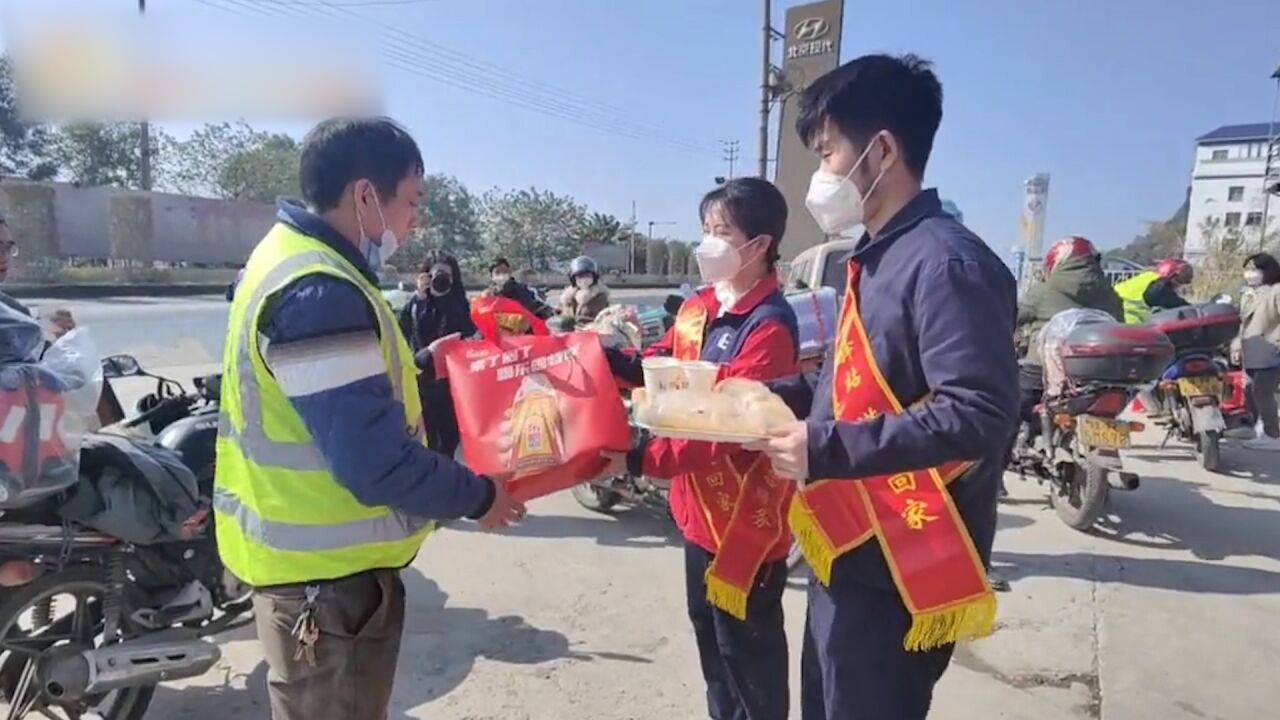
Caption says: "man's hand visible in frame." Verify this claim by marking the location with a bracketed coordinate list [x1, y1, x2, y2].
[476, 475, 526, 530]
[427, 332, 461, 355]
[745, 421, 810, 482]
[596, 450, 627, 480]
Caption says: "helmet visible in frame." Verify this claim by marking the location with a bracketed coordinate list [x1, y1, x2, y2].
[568, 256, 598, 279]
[1154, 258, 1193, 284]
[1042, 236, 1098, 277]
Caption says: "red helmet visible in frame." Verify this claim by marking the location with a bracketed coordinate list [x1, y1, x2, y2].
[1042, 236, 1098, 277]
[1154, 258, 1193, 284]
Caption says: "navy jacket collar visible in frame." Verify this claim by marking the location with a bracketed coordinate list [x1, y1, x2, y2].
[276, 200, 380, 286]
[853, 189, 942, 257]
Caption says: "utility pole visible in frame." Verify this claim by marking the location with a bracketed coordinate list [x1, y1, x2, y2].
[758, 0, 772, 178]
[138, 0, 152, 191]
[1260, 63, 1280, 245]
[721, 140, 741, 179]
[628, 206, 634, 274]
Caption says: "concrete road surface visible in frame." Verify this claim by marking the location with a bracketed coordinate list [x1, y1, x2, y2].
[56, 298, 1280, 719]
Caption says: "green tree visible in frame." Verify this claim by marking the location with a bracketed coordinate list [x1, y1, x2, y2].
[217, 134, 300, 203]
[159, 121, 299, 201]
[646, 237, 669, 275]
[480, 187, 587, 270]
[1108, 201, 1189, 265]
[54, 122, 148, 188]
[396, 173, 483, 271]
[581, 212, 623, 245]
[667, 239, 690, 277]
[0, 55, 58, 180]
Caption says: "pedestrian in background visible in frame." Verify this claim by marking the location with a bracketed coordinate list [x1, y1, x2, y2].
[1238, 252, 1280, 450]
[399, 251, 476, 458]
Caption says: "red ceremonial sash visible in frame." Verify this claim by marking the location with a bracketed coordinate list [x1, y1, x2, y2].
[669, 298, 792, 620]
[787, 262, 996, 651]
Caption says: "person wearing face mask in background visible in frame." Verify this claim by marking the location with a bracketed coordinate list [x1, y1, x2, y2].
[486, 256, 555, 319]
[558, 255, 611, 326]
[216, 117, 525, 720]
[746, 55, 1018, 720]
[399, 251, 477, 458]
[1233, 252, 1280, 450]
[597, 177, 800, 720]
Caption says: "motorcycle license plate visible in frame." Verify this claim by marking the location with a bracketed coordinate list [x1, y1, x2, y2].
[1077, 415, 1130, 450]
[1177, 376, 1222, 398]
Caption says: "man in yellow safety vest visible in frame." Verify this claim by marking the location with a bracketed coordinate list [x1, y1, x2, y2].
[215, 117, 524, 720]
[1113, 258, 1193, 323]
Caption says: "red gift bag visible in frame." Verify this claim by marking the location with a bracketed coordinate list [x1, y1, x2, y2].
[471, 296, 549, 342]
[437, 332, 630, 501]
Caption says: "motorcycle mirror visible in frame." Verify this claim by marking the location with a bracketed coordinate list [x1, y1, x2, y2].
[102, 354, 142, 379]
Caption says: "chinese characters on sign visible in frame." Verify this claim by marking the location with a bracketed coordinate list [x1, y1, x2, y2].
[787, 39, 835, 60]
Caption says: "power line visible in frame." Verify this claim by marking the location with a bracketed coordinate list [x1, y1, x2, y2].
[192, 0, 716, 157]
[258, 0, 443, 6]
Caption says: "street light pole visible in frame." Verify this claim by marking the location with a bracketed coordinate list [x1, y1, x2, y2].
[758, 0, 771, 178]
[1260, 63, 1280, 245]
[138, 0, 152, 191]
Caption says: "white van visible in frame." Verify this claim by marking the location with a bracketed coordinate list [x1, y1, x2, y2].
[785, 238, 856, 296]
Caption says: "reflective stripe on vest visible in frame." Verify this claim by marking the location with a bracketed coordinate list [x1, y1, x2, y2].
[211, 487, 430, 552]
[216, 250, 409, 472]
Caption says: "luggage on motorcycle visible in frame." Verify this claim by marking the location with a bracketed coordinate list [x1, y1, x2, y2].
[1040, 309, 1173, 396]
[1060, 323, 1173, 385]
[1148, 302, 1240, 353]
[786, 286, 838, 361]
[0, 306, 103, 509]
[58, 434, 208, 546]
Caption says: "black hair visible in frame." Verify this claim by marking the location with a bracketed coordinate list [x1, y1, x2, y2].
[795, 53, 943, 179]
[299, 117, 424, 212]
[0, 214, 7, 227]
[489, 257, 511, 274]
[698, 177, 788, 271]
[1245, 252, 1280, 285]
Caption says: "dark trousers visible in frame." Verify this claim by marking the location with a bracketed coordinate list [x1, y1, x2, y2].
[254, 569, 405, 720]
[684, 542, 789, 720]
[421, 380, 461, 457]
[801, 563, 955, 720]
[1246, 367, 1280, 438]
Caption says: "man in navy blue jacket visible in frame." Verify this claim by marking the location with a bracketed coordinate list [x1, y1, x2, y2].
[750, 54, 1019, 720]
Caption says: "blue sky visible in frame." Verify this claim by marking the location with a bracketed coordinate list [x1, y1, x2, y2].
[4, 0, 1280, 260]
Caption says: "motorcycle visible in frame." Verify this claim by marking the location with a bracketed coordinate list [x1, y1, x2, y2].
[0, 355, 240, 720]
[1146, 301, 1243, 472]
[1010, 383, 1147, 530]
[1009, 311, 1173, 530]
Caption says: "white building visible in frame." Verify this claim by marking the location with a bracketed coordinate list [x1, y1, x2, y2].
[1184, 122, 1280, 261]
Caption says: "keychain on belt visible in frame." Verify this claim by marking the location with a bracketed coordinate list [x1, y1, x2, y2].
[291, 585, 321, 667]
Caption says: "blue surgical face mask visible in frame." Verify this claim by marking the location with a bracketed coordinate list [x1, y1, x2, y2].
[354, 184, 400, 266]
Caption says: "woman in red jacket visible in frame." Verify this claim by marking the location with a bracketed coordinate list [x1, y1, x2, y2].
[604, 177, 799, 720]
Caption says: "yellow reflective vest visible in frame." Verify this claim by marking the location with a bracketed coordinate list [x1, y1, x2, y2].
[214, 222, 434, 587]
[1113, 270, 1160, 324]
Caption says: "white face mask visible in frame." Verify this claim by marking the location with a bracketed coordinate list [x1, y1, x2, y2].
[355, 185, 400, 266]
[804, 135, 886, 236]
[695, 235, 745, 284]
[576, 276, 594, 290]
[1244, 269, 1264, 287]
